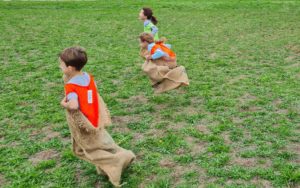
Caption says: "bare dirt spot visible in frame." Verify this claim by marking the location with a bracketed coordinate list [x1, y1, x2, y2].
[0, 174, 6, 186]
[286, 143, 300, 164]
[139, 174, 157, 188]
[184, 136, 206, 155]
[7, 141, 20, 147]
[232, 157, 256, 167]
[239, 93, 257, 103]
[196, 124, 210, 134]
[120, 95, 148, 104]
[208, 52, 217, 60]
[42, 127, 61, 141]
[176, 148, 186, 155]
[159, 158, 176, 168]
[191, 142, 206, 155]
[176, 106, 199, 116]
[171, 122, 186, 131]
[272, 99, 289, 114]
[111, 115, 140, 133]
[232, 117, 244, 124]
[61, 137, 71, 145]
[251, 177, 273, 188]
[191, 97, 203, 106]
[133, 133, 144, 141]
[286, 44, 300, 54]
[154, 104, 168, 111]
[228, 75, 247, 84]
[112, 115, 140, 125]
[284, 55, 297, 63]
[272, 98, 282, 106]
[222, 132, 232, 145]
[29, 149, 60, 166]
[30, 127, 61, 142]
[276, 109, 289, 114]
[172, 163, 203, 186]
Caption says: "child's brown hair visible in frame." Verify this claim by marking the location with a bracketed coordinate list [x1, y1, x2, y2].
[139, 32, 155, 43]
[59, 47, 88, 71]
[139, 32, 167, 44]
[142, 7, 158, 25]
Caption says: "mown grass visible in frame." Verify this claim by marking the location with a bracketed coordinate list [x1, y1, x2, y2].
[0, 0, 299, 187]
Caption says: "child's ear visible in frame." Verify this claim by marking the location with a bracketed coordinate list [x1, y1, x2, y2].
[67, 66, 74, 71]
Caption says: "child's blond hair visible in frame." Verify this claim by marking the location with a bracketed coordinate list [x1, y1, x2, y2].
[139, 32, 167, 43]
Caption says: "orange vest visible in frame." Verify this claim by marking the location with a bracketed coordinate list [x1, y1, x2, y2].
[65, 75, 99, 128]
[150, 42, 176, 60]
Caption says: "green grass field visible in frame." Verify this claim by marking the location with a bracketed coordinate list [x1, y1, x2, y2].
[0, 1, 299, 187]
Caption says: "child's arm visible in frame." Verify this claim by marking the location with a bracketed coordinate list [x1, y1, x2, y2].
[61, 96, 79, 110]
[151, 25, 158, 36]
[146, 49, 165, 61]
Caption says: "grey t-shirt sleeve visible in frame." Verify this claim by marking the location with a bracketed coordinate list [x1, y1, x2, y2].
[67, 92, 78, 101]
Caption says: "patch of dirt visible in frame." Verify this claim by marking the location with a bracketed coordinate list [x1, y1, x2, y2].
[112, 115, 140, 125]
[208, 52, 217, 60]
[286, 44, 300, 54]
[228, 75, 247, 84]
[45, 82, 58, 89]
[232, 117, 244, 124]
[176, 148, 186, 155]
[284, 55, 297, 63]
[191, 142, 207, 155]
[61, 137, 71, 145]
[42, 127, 61, 141]
[176, 106, 199, 116]
[184, 136, 206, 155]
[172, 163, 203, 186]
[232, 157, 256, 167]
[251, 177, 272, 188]
[276, 109, 289, 114]
[139, 174, 157, 188]
[0, 174, 6, 186]
[133, 133, 144, 141]
[171, 122, 186, 131]
[222, 132, 232, 145]
[146, 129, 166, 138]
[286, 143, 300, 164]
[239, 93, 257, 103]
[7, 141, 20, 147]
[30, 127, 61, 142]
[159, 158, 176, 168]
[29, 149, 60, 166]
[196, 124, 210, 134]
[154, 104, 168, 112]
[191, 97, 203, 106]
[119, 95, 148, 104]
[111, 115, 140, 133]
[272, 98, 282, 106]
[272, 98, 289, 114]
[112, 79, 121, 85]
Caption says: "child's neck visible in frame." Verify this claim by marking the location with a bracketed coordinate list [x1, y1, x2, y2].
[68, 71, 83, 79]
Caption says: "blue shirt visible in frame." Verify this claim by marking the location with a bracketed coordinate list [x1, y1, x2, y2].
[147, 43, 172, 60]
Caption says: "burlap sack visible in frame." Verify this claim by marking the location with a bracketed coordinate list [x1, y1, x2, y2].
[140, 48, 189, 93]
[63, 75, 135, 187]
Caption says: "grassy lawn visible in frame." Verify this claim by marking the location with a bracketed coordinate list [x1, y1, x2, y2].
[0, 0, 299, 187]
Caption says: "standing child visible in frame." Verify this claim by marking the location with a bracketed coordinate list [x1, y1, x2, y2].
[59, 47, 135, 187]
[139, 7, 159, 41]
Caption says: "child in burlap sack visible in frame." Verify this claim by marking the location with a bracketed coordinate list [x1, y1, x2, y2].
[139, 32, 189, 93]
[59, 47, 135, 187]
